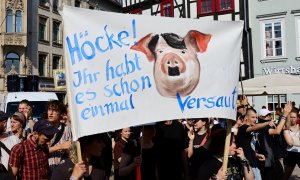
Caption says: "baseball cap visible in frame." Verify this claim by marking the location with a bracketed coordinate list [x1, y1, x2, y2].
[0, 111, 8, 122]
[33, 119, 59, 136]
[259, 109, 271, 116]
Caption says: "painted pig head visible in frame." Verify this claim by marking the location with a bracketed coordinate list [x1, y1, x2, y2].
[131, 30, 212, 98]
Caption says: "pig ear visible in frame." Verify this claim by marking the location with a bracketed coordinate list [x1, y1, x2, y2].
[131, 33, 156, 62]
[184, 30, 212, 53]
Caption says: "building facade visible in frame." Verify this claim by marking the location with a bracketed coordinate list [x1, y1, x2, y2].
[249, 0, 300, 111]
[27, 0, 94, 95]
[120, 0, 252, 81]
[0, 0, 27, 92]
[0, 0, 108, 100]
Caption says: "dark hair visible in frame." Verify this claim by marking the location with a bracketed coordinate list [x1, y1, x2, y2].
[246, 107, 257, 115]
[20, 99, 30, 106]
[47, 100, 66, 114]
[115, 127, 131, 141]
[208, 128, 227, 156]
[79, 133, 105, 152]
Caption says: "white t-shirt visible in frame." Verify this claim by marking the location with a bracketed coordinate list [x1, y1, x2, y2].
[0, 133, 21, 169]
[287, 129, 300, 153]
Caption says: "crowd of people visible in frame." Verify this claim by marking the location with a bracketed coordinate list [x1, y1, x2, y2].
[0, 97, 300, 180]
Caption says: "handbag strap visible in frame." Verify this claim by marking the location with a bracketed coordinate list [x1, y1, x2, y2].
[51, 123, 65, 147]
[0, 141, 10, 155]
[199, 133, 208, 147]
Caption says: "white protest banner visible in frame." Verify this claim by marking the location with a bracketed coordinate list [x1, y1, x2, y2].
[60, 6, 243, 140]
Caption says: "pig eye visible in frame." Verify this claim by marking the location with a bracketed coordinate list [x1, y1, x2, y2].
[181, 50, 187, 54]
[159, 50, 163, 53]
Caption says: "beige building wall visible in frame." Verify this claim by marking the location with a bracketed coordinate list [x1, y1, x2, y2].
[0, 0, 27, 92]
[27, 0, 91, 92]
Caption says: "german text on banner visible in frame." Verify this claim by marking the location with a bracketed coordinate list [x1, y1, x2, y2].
[60, 6, 243, 140]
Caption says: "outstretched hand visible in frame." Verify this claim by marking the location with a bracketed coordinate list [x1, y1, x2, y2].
[283, 101, 292, 116]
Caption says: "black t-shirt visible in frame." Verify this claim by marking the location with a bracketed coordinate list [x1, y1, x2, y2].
[236, 124, 258, 167]
[122, 140, 158, 180]
[197, 157, 244, 180]
[257, 125, 276, 168]
[51, 159, 106, 180]
[189, 133, 210, 178]
[154, 121, 189, 180]
[121, 140, 141, 180]
[141, 145, 158, 180]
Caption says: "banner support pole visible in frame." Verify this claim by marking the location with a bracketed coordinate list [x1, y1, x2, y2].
[222, 120, 232, 173]
[76, 140, 84, 180]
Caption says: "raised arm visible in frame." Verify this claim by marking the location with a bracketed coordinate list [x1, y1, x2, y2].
[246, 121, 270, 133]
[269, 101, 292, 135]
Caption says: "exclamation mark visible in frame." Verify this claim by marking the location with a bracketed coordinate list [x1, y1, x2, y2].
[132, 19, 137, 45]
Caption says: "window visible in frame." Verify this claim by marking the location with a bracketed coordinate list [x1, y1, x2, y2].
[130, 8, 142, 14]
[15, 10, 22, 33]
[296, 16, 300, 58]
[261, 19, 284, 58]
[217, 0, 233, 11]
[198, 0, 234, 16]
[75, 0, 81, 7]
[160, 0, 174, 17]
[52, 56, 60, 70]
[6, 10, 13, 33]
[39, 54, 47, 76]
[52, 20, 61, 44]
[39, 0, 50, 7]
[5, 53, 20, 74]
[39, 16, 48, 41]
[198, 0, 214, 15]
[53, 0, 58, 11]
[267, 95, 286, 111]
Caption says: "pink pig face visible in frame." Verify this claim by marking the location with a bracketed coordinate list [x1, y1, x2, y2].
[131, 31, 212, 98]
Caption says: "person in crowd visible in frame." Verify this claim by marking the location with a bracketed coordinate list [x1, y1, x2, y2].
[236, 108, 273, 180]
[283, 110, 300, 180]
[6, 99, 30, 133]
[0, 111, 20, 173]
[256, 102, 292, 180]
[18, 99, 30, 113]
[51, 133, 107, 180]
[237, 95, 250, 115]
[275, 107, 283, 123]
[231, 112, 244, 136]
[9, 119, 58, 180]
[18, 100, 36, 136]
[182, 118, 194, 132]
[47, 100, 72, 174]
[154, 120, 189, 180]
[113, 127, 131, 180]
[62, 103, 71, 127]
[119, 124, 157, 180]
[187, 118, 210, 180]
[197, 127, 254, 180]
[9, 112, 26, 140]
[292, 101, 299, 112]
[91, 132, 113, 180]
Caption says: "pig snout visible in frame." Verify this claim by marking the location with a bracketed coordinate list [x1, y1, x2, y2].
[160, 53, 186, 76]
